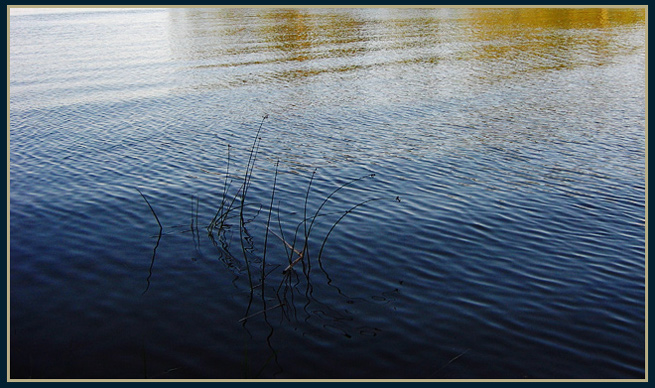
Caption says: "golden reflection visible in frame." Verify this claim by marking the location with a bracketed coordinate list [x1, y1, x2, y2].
[260, 9, 314, 62]
[256, 9, 370, 75]
[165, 8, 645, 90]
[468, 8, 644, 31]
[460, 8, 645, 82]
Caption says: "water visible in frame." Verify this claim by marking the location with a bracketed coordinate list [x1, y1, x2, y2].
[9, 8, 646, 379]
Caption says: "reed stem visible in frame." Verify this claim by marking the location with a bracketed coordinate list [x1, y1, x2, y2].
[137, 188, 163, 295]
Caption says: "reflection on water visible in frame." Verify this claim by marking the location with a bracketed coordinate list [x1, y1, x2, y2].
[465, 9, 645, 78]
[164, 8, 644, 90]
[10, 7, 645, 379]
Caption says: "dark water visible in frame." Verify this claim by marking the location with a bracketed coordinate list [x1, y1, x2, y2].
[10, 8, 645, 379]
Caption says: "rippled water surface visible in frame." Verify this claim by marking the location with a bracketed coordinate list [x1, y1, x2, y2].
[10, 8, 646, 379]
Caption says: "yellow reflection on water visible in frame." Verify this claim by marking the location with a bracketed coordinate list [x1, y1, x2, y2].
[461, 8, 645, 80]
[165, 8, 645, 89]
[260, 9, 314, 62]
[468, 7, 644, 31]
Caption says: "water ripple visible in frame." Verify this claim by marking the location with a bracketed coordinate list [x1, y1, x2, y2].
[10, 8, 645, 379]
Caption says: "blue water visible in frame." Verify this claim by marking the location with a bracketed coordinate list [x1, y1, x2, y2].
[10, 8, 645, 379]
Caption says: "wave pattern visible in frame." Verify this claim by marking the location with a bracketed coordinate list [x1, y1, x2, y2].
[10, 8, 645, 379]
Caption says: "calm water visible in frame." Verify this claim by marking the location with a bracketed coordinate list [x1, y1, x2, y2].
[9, 8, 646, 379]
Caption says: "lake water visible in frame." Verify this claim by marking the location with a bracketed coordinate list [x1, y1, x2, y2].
[9, 8, 646, 380]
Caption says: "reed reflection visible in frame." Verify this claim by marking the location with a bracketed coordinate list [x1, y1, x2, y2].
[139, 116, 397, 377]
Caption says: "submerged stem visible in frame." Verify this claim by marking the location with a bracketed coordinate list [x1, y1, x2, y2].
[262, 160, 280, 292]
[137, 188, 163, 295]
[316, 197, 385, 263]
[307, 173, 375, 239]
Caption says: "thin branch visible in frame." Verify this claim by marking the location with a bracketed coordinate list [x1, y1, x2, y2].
[137, 188, 163, 295]
[238, 303, 284, 323]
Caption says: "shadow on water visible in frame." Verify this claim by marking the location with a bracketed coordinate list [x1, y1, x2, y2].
[137, 115, 398, 378]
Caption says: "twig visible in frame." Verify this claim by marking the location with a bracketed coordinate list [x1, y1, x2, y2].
[261, 160, 280, 293]
[238, 303, 284, 323]
[137, 188, 162, 231]
[137, 188, 163, 295]
[267, 227, 304, 273]
[430, 348, 471, 377]
[267, 227, 302, 256]
[284, 254, 305, 274]
[316, 197, 384, 263]
[239, 115, 268, 292]
[306, 173, 375, 238]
